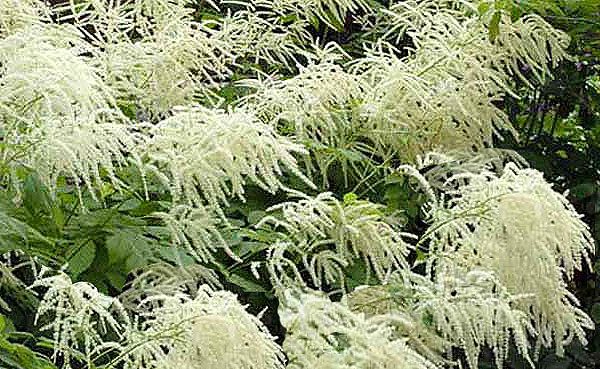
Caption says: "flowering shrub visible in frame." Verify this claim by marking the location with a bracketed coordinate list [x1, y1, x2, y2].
[0, 1, 595, 368]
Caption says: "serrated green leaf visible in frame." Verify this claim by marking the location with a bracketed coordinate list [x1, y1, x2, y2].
[106, 231, 135, 264]
[125, 253, 148, 271]
[344, 259, 370, 289]
[23, 172, 52, 217]
[0, 339, 58, 369]
[68, 241, 96, 278]
[105, 230, 154, 274]
[227, 273, 267, 293]
[233, 241, 269, 259]
[158, 246, 195, 266]
[143, 226, 171, 241]
[70, 209, 145, 231]
[105, 271, 127, 292]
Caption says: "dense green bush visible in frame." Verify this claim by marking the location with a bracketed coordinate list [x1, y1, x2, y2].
[0, 1, 596, 368]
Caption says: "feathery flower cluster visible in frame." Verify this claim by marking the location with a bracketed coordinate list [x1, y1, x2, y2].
[152, 204, 238, 263]
[345, 282, 452, 367]
[0, 23, 143, 202]
[55, 0, 322, 114]
[113, 285, 285, 369]
[410, 270, 533, 369]
[32, 272, 130, 369]
[249, 0, 371, 30]
[421, 163, 594, 358]
[280, 290, 438, 369]
[54, 0, 233, 113]
[340, 268, 535, 369]
[0, 0, 50, 36]
[240, 62, 366, 183]
[33, 272, 284, 369]
[258, 191, 412, 290]
[143, 106, 313, 211]
[119, 263, 222, 311]
[0, 1, 595, 369]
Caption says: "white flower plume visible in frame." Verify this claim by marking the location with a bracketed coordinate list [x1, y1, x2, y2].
[152, 204, 240, 263]
[0, 25, 143, 202]
[0, 0, 50, 36]
[119, 285, 285, 369]
[345, 269, 535, 369]
[279, 289, 439, 369]
[143, 106, 313, 213]
[258, 191, 412, 290]
[422, 163, 595, 358]
[32, 272, 131, 369]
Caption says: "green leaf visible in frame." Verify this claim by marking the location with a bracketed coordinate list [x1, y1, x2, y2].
[158, 246, 195, 266]
[0, 337, 57, 369]
[105, 271, 127, 292]
[125, 253, 148, 271]
[233, 241, 269, 260]
[0, 315, 14, 335]
[227, 273, 267, 293]
[70, 209, 145, 231]
[247, 210, 267, 226]
[510, 3, 523, 21]
[416, 249, 428, 261]
[489, 11, 501, 42]
[344, 258, 370, 290]
[68, 241, 96, 278]
[343, 192, 358, 205]
[478, 2, 491, 15]
[105, 230, 154, 272]
[143, 226, 171, 242]
[570, 183, 597, 199]
[106, 231, 136, 264]
[118, 198, 142, 211]
[591, 303, 600, 324]
[22, 172, 52, 217]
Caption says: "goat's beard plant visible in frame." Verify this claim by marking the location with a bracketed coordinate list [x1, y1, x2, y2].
[0, 0, 594, 368]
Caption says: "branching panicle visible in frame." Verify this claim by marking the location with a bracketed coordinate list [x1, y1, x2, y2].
[259, 192, 412, 290]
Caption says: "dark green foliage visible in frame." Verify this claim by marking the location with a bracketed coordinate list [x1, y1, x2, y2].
[0, 314, 58, 369]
